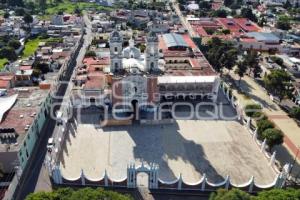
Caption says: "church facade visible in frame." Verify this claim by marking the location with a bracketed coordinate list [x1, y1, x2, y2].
[109, 30, 220, 113]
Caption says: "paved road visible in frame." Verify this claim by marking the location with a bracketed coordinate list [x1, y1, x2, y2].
[13, 14, 92, 200]
[171, 0, 197, 38]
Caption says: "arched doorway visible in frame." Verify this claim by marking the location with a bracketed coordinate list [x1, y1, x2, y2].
[131, 99, 138, 120]
[136, 172, 149, 188]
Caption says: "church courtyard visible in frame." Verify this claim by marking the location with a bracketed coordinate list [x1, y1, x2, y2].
[59, 119, 277, 185]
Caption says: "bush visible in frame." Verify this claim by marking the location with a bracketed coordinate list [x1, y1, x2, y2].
[262, 128, 284, 150]
[257, 119, 274, 139]
[245, 104, 262, 117]
[290, 107, 300, 120]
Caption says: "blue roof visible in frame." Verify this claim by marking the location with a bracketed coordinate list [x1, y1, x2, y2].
[246, 32, 280, 42]
[163, 33, 188, 48]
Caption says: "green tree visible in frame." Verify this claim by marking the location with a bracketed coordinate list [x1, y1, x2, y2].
[8, 39, 21, 49]
[276, 16, 291, 30]
[235, 61, 248, 85]
[262, 128, 284, 150]
[264, 69, 292, 101]
[15, 8, 25, 16]
[224, 0, 234, 7]
[241, 7, 257, 22]
[243, 51, 261, 78]
[23, 13, 33, 28]
[257, 119, 274, 139]
[209, 188, 251, 200]
[26, 187, 132, 200]
[270, 56, 283, 66]
[85, 50, 96, 57]
[206, 38, 237, 74]
[245, 104, 262, 118]
[3, 12, 9, 19]
[8, 0, 24, 7]
[0, 47, 17, 61]
[211, 9, 228, 18]
[290, 107, 300, 120]
[256, 188, 300, 200]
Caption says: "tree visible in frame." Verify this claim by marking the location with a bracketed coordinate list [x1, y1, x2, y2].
[235, 61, 248, 85]
[240, 7, 257, 22]
[262, 128, 284, 150]
[23, 13, 33, 28]
[8, 39, 21, 49]
[224, 0, 234, 7]
[25, 187, 132, 200]
[85, 50, 96, 57]
[210, 188, 300, 200]
[257, 119, 274, 139]
[245, 104, 262, 118]
[243, 51, 261, 78]
[3, 12, 9, 19]
[206, 38, 237, 74]
[256, 188, 300, 200]
[290, 107, 300, 120]
[8, 0, 24, 7]
[211, 9, 228, 18]
[270, 56, 283, 66]
[0, 47, 17, 61]
[220, 48, 238, 72]
[15, 8, 25, 16]
[276, 16, 291, 30]
[74, 6, 81, 16]
[209, 188, 251, 200]
[264, 69, 292, 101]
[283, 0, 292, 9]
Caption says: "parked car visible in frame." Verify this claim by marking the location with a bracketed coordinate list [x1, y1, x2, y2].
[47, 137, 54, 152]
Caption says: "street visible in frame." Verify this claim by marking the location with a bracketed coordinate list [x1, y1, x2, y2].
[13, 13, 92, 200]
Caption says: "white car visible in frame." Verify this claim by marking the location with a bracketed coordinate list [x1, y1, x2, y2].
[47, 138, 54, 151]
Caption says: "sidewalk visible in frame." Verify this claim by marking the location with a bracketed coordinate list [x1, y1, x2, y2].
[229, 73, 300, 176]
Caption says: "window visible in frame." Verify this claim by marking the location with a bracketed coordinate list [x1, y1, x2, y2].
[26, 149, 29, 158]
[114, 47, 118, 52]
[150, 62, 154, 69]
[24, 141, 26, 147]
[114, 63, 118, 69]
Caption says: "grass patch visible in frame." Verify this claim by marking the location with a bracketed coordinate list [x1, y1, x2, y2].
[0, 58, 8, 70]
[45, 0, 113, 15]
[22, 38, 41, 58]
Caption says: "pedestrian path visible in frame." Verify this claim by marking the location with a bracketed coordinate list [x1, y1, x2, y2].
[229, 73, 300, 167]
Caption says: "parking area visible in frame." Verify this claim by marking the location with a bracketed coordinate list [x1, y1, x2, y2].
[59, 118, 276, 185]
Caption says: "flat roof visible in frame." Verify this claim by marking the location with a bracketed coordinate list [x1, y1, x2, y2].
[158, 76, 217, 84]
[162, 33, 189, 48]
[246, 32, 280, 42]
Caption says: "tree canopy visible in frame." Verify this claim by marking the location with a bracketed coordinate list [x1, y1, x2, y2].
[262, 128, 284, 150]
[243, 51, 261, 78]
[210, 188, 300, 200]
[240, 7, 257, 22]
[263, 69, 292, 101]
[25, 187, 132, 200]
[209, 189, 251, 200]
[206, 37, 238, 74]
